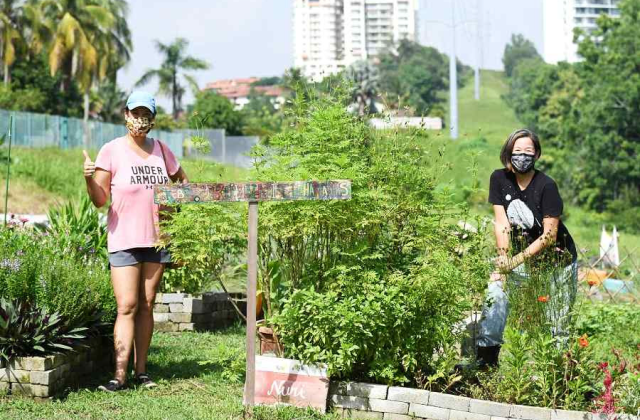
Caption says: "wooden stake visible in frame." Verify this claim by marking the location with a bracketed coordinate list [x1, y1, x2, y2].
[3, 115, 13, 226]
[245, 201, 258, 411]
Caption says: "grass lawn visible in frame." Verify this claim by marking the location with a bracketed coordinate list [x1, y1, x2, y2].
[0, 326, 337, 420]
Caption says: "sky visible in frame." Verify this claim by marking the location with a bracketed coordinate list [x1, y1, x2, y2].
[117, 0, 543, 110]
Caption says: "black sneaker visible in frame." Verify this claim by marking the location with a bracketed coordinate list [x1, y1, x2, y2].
[135, 373, 157, 389]
[98, 379, 125, 392]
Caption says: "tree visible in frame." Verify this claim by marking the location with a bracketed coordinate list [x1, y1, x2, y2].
[93, 80, 126, 123]
[346, 60, 379, 115]
[240, 89, 284, 137]
[100, 0, 132, 83]
[503, 58, 561, 130]
[0, 84, 45, 110]
[190, 90, 243, 135]
[10, 54, 83, 116]
[39, 0, 130, 145]
[0, 0, 21, 85]
[502, 34, 541, 78]
[251, 76, 282, 87]
[377, 40, 464, 115]
[504, 0, 639, 222]
[136, 38, 209, 119]
[550, 0, 639, 211]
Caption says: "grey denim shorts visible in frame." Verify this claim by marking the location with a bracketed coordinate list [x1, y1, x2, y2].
[108, 247, 171, 267]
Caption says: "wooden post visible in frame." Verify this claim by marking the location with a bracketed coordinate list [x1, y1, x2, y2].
[245, 201, 258, 410]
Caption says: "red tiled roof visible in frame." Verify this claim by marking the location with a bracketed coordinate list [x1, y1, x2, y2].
[204, 78, 284, 100]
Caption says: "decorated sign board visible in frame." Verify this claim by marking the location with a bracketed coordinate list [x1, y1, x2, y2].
[154, 180, 352, 204]
[247, 356, 329, 412]
[154, 180, 351, 412]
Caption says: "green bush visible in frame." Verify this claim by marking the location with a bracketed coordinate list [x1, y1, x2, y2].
[160, 204, 246, 294]
[248, 90, 493, 384]
[574, 301, 640, 363]
[40, 195, 109, 263]
[274, 247, 486, 384]
[466, 327, 600, 411]
[0, 225, 114, 357]
[0, 298, 96, 362]
[0, 85, 47, 112]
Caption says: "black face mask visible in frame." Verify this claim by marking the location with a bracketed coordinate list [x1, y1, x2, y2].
[511, 153, 536, 174]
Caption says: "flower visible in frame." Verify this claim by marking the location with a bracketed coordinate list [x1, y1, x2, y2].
[599, 362, 609, 371]
[587, 278, 598, 286]
[578, 334, 589, 348]
[19, 217, 29, 224]
[0, 258, 21, 272]
[537, 295, 549, 303]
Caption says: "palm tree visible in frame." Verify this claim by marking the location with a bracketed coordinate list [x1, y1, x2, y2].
[136, 38, 209, 119]
[38, 0, 130, 145]
[0, 0, 22, 85]
[99, 0, 132, 83]
[21, 0, 50, 59]
[93, 79, 126, 123]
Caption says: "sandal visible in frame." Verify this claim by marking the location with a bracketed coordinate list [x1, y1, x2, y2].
[98, 379, 125, 392]
[135, 373, 157, 389]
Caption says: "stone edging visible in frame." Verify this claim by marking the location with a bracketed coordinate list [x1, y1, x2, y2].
[0, 336, 112, 399]
[329, 381, 639, 420]
[153, 292, 247, 332]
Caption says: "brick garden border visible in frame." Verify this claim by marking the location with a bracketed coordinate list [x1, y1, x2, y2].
[0, 336, 112, 399]
[153, 292, 247, 332]
[329, 381, 639, 420]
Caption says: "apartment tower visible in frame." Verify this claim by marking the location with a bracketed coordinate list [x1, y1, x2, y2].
[542, 0, 621, 64]
[293, 0, 418, 81]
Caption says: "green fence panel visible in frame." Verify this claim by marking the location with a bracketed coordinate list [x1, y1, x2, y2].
[0, 109, 185, 158]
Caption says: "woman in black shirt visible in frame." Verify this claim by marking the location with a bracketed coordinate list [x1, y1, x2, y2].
[476, 128, 578, 366]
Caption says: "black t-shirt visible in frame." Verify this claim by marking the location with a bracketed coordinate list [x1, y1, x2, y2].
[488, 168, 577, 262]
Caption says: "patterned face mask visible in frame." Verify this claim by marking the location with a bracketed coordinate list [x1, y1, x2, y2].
[125, 114, 155, 136]
[511, 153, 536, 174]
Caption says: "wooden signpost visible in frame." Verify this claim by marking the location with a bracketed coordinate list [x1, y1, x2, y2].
[155, 180, 351, 411]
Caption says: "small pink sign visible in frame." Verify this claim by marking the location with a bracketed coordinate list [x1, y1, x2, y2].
[246, 356, 330, 413]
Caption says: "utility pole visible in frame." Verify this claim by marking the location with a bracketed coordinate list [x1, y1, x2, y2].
[449, 0, 458, 139]
[474, 0, 482, 101]
[424, 0, 476, 139]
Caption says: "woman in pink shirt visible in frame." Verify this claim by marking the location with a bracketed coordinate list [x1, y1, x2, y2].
[83, 91, 188, 392]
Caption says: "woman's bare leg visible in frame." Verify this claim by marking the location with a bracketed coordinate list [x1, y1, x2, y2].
[111, 265, 141, 384]
[133, 262, 164, 375]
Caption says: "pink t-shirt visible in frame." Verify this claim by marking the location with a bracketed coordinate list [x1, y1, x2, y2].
[95, 137, 180, 253]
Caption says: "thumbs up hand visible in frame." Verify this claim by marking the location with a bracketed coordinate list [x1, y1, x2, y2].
[83, 150, 96, 178]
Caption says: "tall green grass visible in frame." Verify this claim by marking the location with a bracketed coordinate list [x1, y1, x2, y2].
[7, 147, 248, 203]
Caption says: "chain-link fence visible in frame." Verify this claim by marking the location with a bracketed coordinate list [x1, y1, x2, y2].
[0, 109, 184, 158]
[183, 129, 258, 169]
[0, 109, 261, 166]
[578, 246, 638, 304]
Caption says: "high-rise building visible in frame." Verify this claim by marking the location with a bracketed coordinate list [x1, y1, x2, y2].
[293, 0, 418, 81]
[542, 0, 621, 64]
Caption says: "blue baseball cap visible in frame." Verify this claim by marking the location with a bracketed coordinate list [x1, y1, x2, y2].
[126, 91, 156, 114]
